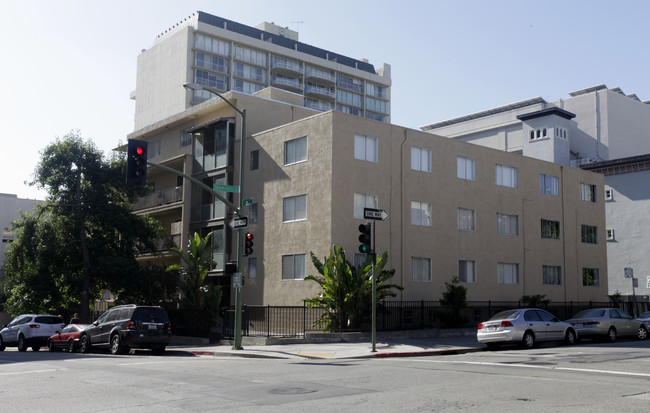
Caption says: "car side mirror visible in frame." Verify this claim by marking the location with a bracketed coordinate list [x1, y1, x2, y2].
[93, 321, 99, 326]
[55, 330, 60, 334]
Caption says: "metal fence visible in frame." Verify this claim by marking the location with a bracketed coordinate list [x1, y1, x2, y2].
[220, 300, 650, 339]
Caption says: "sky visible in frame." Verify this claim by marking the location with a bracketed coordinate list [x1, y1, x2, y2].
[1, 0, 649, 200]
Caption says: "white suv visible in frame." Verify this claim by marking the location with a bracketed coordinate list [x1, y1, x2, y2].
[0, 314, 65, 352]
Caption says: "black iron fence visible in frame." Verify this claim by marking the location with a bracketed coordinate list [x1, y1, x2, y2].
[220, 300, 650, 339]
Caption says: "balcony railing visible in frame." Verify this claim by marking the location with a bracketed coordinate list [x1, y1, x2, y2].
[134, 186, 183, 211]
[270, 56, 303, 75]
[306, 84, 335, 99]
[305, 67, 335, 84]
[153, 235, 181, 252]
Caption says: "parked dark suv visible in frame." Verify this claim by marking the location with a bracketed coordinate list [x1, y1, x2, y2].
[79, 305, 171, 355]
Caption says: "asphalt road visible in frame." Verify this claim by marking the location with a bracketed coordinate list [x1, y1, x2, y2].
[1, 340, 649, 412]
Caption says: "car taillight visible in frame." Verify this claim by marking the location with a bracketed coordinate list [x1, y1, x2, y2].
[477, 323, 484, 330]
[167, 323, 172, 334]
[583, 321, 600, 326]
[501, 320, 514, 327]
[28, 324, 40, 328]
[126, 321, 136, 330]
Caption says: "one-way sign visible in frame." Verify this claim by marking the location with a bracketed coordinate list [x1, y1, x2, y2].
[229, 217, 248, 229]
[364, 207, 389, 221]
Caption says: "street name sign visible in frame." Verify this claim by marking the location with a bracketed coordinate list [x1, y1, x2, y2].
[243, 198, 254, 206]
[363, 207, 389, 221]
[229, 217, 248, 229]
[213, 184, 240, 193]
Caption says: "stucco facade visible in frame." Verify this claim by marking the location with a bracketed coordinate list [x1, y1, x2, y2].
[0, 193, 43, 277]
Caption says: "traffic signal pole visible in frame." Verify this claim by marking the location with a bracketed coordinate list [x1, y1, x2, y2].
[371, 220, 377, 352]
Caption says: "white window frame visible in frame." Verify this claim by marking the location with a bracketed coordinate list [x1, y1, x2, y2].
[354, 133, 378, 163]
[498, 262, 520, 284]
[497, 213, 519, 236]
[283, 194, 307, 222]
[284, 136, 307, 166]
[411, 257, 432, 282]
[354, 192, 378, 219]
[459, 260, 476, 283]
[458, 208, 476, 231]
[580, 183, 597, 202]
[282, 254, 306, 280]
[411, 146, 431, 173]
[496, 164, 518, 188]
[605, 188, 614, 201]
[606, 229, 615, 241]
[540, 174, 559, 196]
[457, 156, 475, 181]
[543, 265, 562, 285]
[411, 201, 432, 227]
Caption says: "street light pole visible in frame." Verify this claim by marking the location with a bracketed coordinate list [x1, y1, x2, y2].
[184, 82, 246, 350]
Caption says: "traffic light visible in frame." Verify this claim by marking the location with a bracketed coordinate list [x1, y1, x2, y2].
[126, 139, 148, 186]
[244, 232, 254, 256]
[358, 223, 372, 254]
[224, 261, 237, 276]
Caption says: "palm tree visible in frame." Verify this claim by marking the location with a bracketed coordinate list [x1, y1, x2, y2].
[305, 245, 402, 332]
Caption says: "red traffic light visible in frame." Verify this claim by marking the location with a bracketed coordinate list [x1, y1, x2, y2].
[136, 146, 145, 155]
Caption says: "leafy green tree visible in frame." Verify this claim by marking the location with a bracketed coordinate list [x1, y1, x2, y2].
[167, 232, 222, 336]
[3, 132, 159, 321]
[439, 276, 468, 327]
[305, 245, 402, 332]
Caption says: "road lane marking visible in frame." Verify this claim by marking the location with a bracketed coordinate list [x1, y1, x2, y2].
[0, 368, 63, 376]
[408, 359, 650, 378]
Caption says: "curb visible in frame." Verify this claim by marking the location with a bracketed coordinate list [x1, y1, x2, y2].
[188, 346, 484, 359]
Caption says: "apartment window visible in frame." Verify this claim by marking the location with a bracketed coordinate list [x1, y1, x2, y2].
[149, 140, 161, 159]
[336, 74, 363, 93]
[284, 136, 307, 165]
[250, 150, 259, 170]
[543, 265, 562, 285]
[195, 34, 230, 56]
[366, 83, 387, 99]
[412, 257, 432, 282]
[354, 134, 378, 162]
[195, 52, 229, 73]
[180, 131, 192, 148]
[234, 62, 266, 83]
[529, 128, 548, 141]
[581, 225, 598, 244]
[496, 164, 518, 188]
[411, 146, 431, 172]
[459, 260, 476, 283]
[580, 183, 597, 202]
[458, 208, 476, 231]
[606, 229, 615, 241]
[498, 263, 520, 284]
[366, 97, 387, 114]
[605, 188, 614, 201]
[195, 69, 228, 91]
[248, 257, 257, 278]
[234, 45, 267, 67]
[582, 268, 600, 286]
[496, 213, 518, 236]
[354, 193, 378, 219]
[282, 254, 306, 280]
[541, 219, 560, 239]
[283, 195, 306, 222]
[540, 174, 559, 195]
[337, 90, 363, 107]
[457, 156, 475, 181]
[411, 201, 432, 227]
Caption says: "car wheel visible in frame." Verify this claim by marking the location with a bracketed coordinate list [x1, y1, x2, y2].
[68, 340, 76, 353]
[607, 327, 617, 343]
[17, 335, 27, 352]
[565, 329, 577, 345]
[48, 340, 56, 352]
[80, 335, 90, 354]
[110, 334, 127, 355]
[637, 325, 648, 340]
[522, 331, 536, 349]
[0, 337, 5, 352]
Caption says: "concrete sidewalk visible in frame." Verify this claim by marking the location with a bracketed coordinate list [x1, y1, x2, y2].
[168, 333, 484, 360]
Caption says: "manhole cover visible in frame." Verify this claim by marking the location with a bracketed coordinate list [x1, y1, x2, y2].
[269, 387, 317, 395]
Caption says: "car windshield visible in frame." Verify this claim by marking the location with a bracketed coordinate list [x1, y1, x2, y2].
[488, 310, 520, 321]
[572, 309, 606, 319]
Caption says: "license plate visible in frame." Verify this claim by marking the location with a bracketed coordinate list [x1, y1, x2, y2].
[574, 324, 583, 328]
[487, 326, 496, 331]
[148, 324, 157, 330]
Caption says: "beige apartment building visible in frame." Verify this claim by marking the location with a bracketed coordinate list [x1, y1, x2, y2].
[129, 88, 608, 306]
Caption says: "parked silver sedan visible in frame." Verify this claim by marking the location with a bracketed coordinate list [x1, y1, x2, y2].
[565, 308, 648, 342]
[477, 308, 577, 349]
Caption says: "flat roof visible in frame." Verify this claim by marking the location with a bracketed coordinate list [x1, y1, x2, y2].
[516, 107, 576, 121]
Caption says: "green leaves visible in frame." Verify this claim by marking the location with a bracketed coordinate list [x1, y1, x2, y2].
[305, 245, 402, 332]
